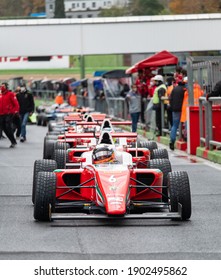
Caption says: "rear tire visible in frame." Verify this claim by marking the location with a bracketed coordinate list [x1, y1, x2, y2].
[43, 137, 56, 159]
[140, 140, 158, 150]
[37, 116, 42, 126]
[42, 117, 48, 126]
[54, 142, 70, 150]
[54, 149, 68, 169]
[148, 158, 172, 202]
[34, 172, 56, 221]
[138, 140, 158, 158]
[152, 148, 169, 159]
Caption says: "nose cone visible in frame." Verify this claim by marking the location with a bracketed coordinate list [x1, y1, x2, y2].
[95, 166, 130, 215]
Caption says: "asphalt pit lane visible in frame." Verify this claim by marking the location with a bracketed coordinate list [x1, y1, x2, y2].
[173, 155, 198, 163]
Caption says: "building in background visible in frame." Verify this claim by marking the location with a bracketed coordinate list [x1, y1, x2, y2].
[0, 56, 69, 70]
[45, 0, 130, 18]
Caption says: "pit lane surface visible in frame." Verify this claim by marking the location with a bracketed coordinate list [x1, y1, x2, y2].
[0, 124, 221, 260]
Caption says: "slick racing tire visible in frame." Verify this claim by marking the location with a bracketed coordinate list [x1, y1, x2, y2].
[32, 159, 57, 204]
[48, 121, 56, 132]
[168, 171, 191, 221]
[34, 172, 56, 222]
[54, 149, 69, 169]
[47, 131, 60, 136]
[37, 116, 42, 126]
[42, 116, 48, 127]
[43, 137, 56, 159]
[138, 140, 158, 158]
[151, 148, 169, 159]
[52, 142, 70, 160]
[45, 135, 58, 140]
[139, 140, 158, 150]
[148, 158, 172, 202]
[54, 142, 70, 151]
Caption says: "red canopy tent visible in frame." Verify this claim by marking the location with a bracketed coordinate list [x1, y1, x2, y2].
[126, 50, 178, 74]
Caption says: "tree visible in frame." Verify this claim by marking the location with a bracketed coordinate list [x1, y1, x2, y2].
[54, 0, 65, 18]
[32, 0, 45, 13]
[169, 0, 221, 14]
[21, 0, 45, 16]
[128, 0, 164, 16]
[0, 0, 23, 17]
[0, 0, 45, 17]
[99, 6, 127, 17]
[21, 0, 34, 16]
[99, 0, 164, 17]
[0, 0, 7, 17]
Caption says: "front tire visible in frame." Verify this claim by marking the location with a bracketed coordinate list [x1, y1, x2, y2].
[32, 159, 57, 204]
[168, 171, 191, 221]
[34, 172, 56, 221]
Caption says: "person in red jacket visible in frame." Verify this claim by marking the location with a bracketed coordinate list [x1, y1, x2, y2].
[0, 83, 19, 148]
[135, 69, 148, 123]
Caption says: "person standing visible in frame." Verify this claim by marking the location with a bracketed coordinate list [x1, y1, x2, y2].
[135, 70, 148, 124]
[12, 86, 22, 138]
[68, 91, 77, 107]
[165, 76, 175, 129]
[16, 84, 35, 142]
[169, 80, 185, 150]
[54, 92, 64, 105]
[0, 83, 19, 148]
[126, 84, 141, 133]
[152, 75, 167, 136]
[206, 80, 221, 99]
[180, 78, 203, 140]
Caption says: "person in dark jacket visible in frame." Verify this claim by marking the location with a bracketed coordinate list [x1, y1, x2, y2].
[0, 83, 19, 148]
[169, 80, 185, 150]
[206, 80, 221, 99]
[16, 84, 35, 142]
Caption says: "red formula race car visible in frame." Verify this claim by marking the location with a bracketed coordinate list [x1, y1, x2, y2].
[33, 141, 191, 222]
[43, 117, 138, 159]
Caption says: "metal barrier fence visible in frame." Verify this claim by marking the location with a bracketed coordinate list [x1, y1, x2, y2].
[186, 56, 221, 152]
[33, 90, 69, 100]
[199, 96, 221, 150]
[32, 89, 221, 153]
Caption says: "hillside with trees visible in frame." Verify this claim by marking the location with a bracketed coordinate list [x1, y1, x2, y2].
[0, 0, 45, 17]
[0, 0, 221, 18]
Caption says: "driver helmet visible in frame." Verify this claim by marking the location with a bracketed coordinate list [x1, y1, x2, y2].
[92, 144, 115, 164]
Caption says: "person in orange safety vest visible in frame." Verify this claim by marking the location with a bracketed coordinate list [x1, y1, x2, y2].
[180, 78, 204, 123]
[180, 77, 204, 140]
[54, 92, 64, 105]
[68, 92, 77, 107]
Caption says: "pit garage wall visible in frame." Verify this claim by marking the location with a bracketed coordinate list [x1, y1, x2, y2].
[0, 56, 69, 69]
